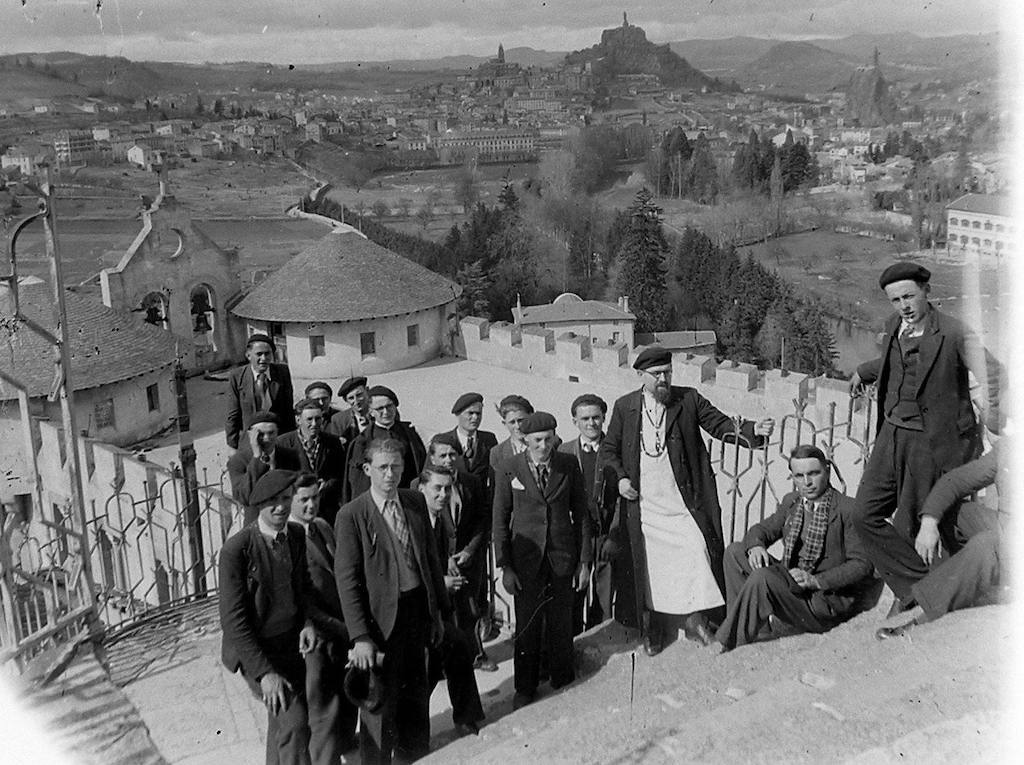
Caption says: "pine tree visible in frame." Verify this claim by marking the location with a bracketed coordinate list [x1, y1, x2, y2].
[685, 133, 719, 204]
[614, 189, 669, 332]
[769, 153, 784, 235]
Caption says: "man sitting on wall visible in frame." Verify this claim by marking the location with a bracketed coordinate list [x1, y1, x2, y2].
[714, 445, 874, 652]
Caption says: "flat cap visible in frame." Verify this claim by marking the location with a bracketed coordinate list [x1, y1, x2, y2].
[499, 394, 534, 414]
[304, 381, 332, 395]
[244, 411, 279, 430]
[451, 392, 484, 415]
[367, 385, 399, 407]
[879, 262, 931, 289]
[633, 346, 672, 370]
[338, 376, 368, 399]
[245, 332, 275, 350]
[249, 469, 296, 507]
[521, 411, 557, 435]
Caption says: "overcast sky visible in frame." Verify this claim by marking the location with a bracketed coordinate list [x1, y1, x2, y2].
[0, 0, 1007, 64]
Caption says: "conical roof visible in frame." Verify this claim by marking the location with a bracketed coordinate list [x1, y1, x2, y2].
[232, 230, 460, 323]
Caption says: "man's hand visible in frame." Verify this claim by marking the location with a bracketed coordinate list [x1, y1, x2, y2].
[259, 672, 292, 715]
[915, 516, 941, 566]
[298, 624, 319, 655]
[789, 568, 820, 590]
[849, 371, 865, 398]
[452, 550, 472, 568]
[574, 562, 592, 593]
[747, 545, 770, 569]
[754, 418, 775, 438]
[247, 427, 263, 458]
[501, 567, 521, 595]
[444, 573, 467, 592]
[348, 639, 379, 671]
[618, 477, 639, 501]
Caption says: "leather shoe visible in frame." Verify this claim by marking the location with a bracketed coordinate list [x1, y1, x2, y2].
[683, 614, 714, 647]
[473, 656, 499, 672]
[454, 722, 480, 737]
[512, 691, 536, 710]
[875, 623, 913, 641]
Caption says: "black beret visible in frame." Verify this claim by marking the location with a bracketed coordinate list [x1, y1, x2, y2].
[244, 411, 279, 429]
[367, 385, 399, 407]
[571, 393, 608, 416]
[337, 376, 368, 399]
[245, 332, 275, 350]
[499, 394, 534, 414]
[633, 346, 672, 370]
[521, 411, 557, 435]
[344, 666, 385, 713]
[879, 262, 931, 289]
[304, 381, 332, 395]
[249, 469, 297, 507]
[451, 392, 484, 415]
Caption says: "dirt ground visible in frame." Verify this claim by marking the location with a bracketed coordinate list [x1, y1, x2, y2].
[429, 600, 1012, 764]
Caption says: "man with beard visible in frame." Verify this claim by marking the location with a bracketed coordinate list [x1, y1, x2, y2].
[601, 347, 774, 655]
[342, 386, 426, 503]
[226, 333, 295, 449]
[278, 398, 347, 527]
[714, 445, 873, 651]
[849, 262, 1001, 617]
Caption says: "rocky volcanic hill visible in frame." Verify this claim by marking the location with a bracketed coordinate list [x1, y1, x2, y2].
[846, 63, 899, 125]
[565, 14, 729, 91]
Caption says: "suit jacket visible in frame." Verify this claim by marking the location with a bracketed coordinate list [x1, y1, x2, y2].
[743, 490, 873, 609]
[333, 489, 449, 645]
[325, 407, 369, 445]
[439, 427, 498, 487]
[601, 386, 765, 608]
[412, 469, 489, 566]
[219, 522, 320, 679]
[342, 421, 426, 503]
[492, 450, 594, 580]
[304, 517, 348, 642]
[225, 363, 296, 449]
[488, 438, 518, 479]
[559, 436, 620, 537]
[276, 430, 347, 525]
[226, 442, 302, 509]
[857, 307, 1001, 473]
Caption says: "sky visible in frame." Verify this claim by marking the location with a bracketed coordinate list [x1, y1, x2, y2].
[0, 0, 1007, 64]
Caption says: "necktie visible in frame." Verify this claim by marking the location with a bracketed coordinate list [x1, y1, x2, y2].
[582, 441, 597, 453]
[536, 464, 549, 491]
[384, 499, 414, 563]
[256, 372, 269, 411]
[464, 435, 476, 460]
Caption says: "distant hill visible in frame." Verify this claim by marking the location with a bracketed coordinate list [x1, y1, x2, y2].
[309, 46, 566, 72]
[737, 41, 858, 94]
[566, 16, 727, 91]
[668, 37, 778, 75]
[0, 52, 166, 99]
[0, 61, 87, 100]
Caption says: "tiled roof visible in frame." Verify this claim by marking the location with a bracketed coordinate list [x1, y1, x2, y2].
[0, 283, 178, 400]
[231, 230, 461, 323]
[946, 193, 1012, 217]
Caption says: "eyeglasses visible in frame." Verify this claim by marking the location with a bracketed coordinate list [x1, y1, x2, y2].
[371, 403, 397, 413]
[645, 369, 672, 379]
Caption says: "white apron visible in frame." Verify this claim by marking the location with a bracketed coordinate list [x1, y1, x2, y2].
[638, 393, 724, 614]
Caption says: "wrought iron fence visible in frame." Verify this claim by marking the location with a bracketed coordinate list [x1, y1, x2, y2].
[2, 393, 875, 670]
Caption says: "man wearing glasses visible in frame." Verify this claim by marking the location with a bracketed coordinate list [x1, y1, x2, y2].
[601, 347, 774, 655]
[342, 385, 426, 503]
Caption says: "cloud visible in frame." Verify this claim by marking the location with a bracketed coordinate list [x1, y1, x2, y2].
[0, 0, 1003, 62]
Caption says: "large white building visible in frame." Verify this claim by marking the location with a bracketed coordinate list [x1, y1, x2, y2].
[945, 193, 1015, 260]
[231, 228, 460, 378]
[513, 293, 636, 348]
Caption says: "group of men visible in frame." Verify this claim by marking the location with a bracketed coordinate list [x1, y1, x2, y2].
[218, 259, 1007, 764]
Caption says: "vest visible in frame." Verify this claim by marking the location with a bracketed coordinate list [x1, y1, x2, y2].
[884, 332, 924, 431]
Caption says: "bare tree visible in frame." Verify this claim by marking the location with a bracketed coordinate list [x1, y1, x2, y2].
[371, 199, 389, 221]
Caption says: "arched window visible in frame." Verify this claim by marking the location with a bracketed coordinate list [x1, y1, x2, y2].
[190, 283, 218, 355]
[139, 291, 169, 330]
